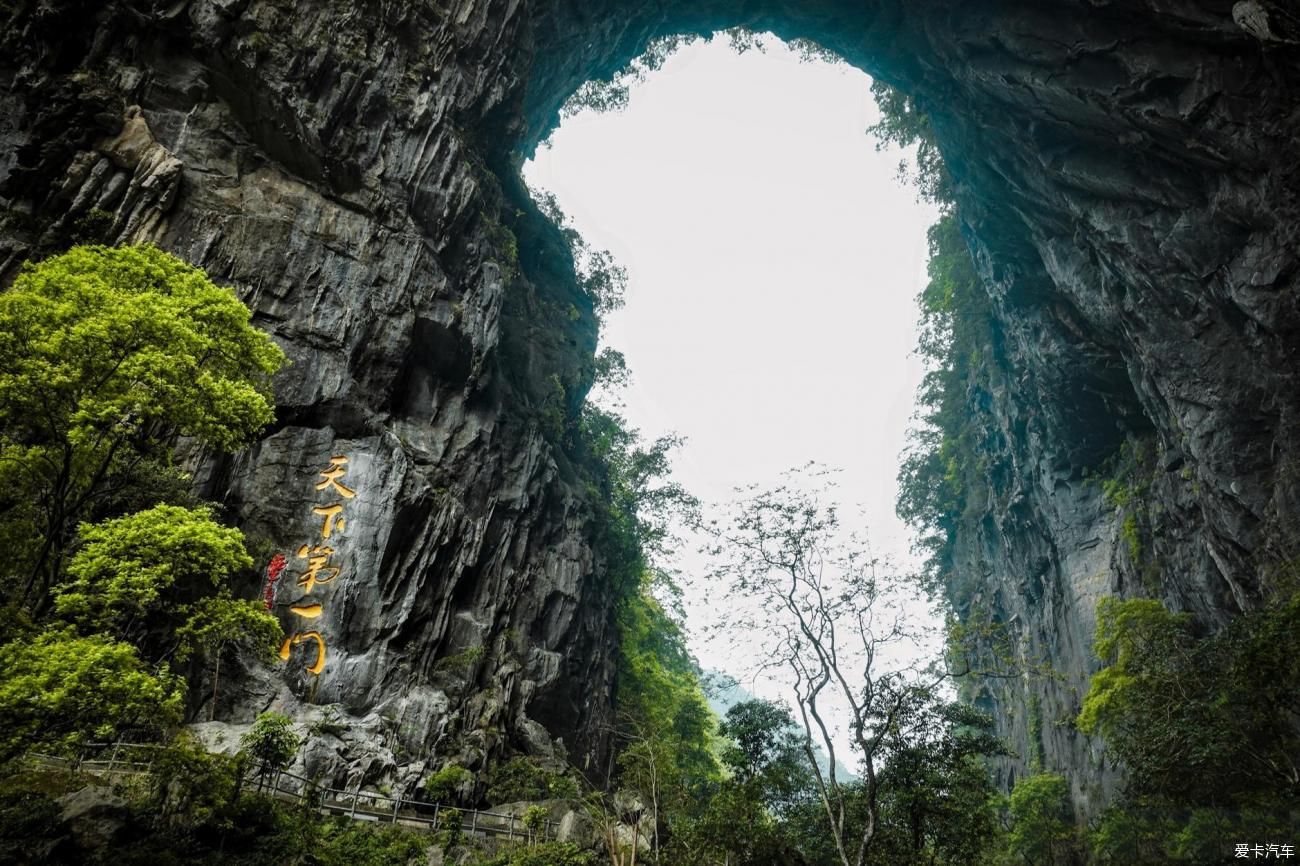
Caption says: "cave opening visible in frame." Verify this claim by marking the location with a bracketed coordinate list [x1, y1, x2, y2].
[520, 30, 945, 725]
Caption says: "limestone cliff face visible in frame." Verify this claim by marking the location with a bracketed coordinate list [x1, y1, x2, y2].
[2, 0, 1299, 812]
[0, 0, 619, 793]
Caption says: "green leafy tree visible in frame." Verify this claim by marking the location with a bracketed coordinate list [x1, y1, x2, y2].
[1004, 774, 1076, 866]
[1078, 594, 1300, 800]
[616, 573, 719, 778]
[702, 469, 935, 866]
[239, 711, 300, 786]
[175, 594, 282, 720]
[532, 191, 627, 327]
[0, 244, 285, 608]
[668, 780, 804, 866]
[0, 627, 184, 762]
[871, 692, 1004, 865]
[1076, 593, 1300, 863]
[55, 504, 251, 643]
[1087, 800, 1177, 866]
[610, 570, 721, 862]
[661, 699, 819, 866]
[717, 700, 813, 816]
[523, 804, 550, 846]
[52, 503, 281, 718]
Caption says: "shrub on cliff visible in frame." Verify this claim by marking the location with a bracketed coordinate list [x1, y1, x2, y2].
[422, 763, 473, 805]
[240, 712, 300, 784]
[1079, 594, 1300, 801]
[485, 756, 579, 804]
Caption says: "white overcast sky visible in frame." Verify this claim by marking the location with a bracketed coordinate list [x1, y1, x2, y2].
[524, 36, 942, 727]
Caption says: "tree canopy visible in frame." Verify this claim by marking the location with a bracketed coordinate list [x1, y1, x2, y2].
[0, 628, 185, 762]
[0, 244, 285, 607]
[1076, 593, 1300, 864]
[55, 504, 252, 641]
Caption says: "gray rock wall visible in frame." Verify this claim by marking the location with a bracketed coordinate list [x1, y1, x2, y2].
[3, 0, 1299, 814]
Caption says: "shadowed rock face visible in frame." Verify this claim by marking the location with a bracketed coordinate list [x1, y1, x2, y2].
[2, 0, 1299, 813]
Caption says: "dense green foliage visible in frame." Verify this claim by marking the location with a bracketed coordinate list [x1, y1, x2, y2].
[1074, 594, 1300, 863]
[0, 628, 184, 762]
[0, 245, 284, 761]
[660, 700, 816, 866]
[423, 763, 473, 802]
[484, 756, 580, 804]
[717, 700, 809, 801]
[0, 244, 285, 607]
[894, 213, 995, 604]
[653, 692, 1007, 866]
[870, 694, 1006, 864]
[867, 74, 1004, 624]
[0, 504, 280, 759]
[615, 572, 719, 790]
[56, 505, 255, 647]
[478, 842, 595, 866]
[0, 775, 427, 866]
[1004, 774, 1076, 866]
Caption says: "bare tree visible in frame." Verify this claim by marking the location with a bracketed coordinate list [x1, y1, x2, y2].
[600, 711, 670, 861]
[585, 788, 645, 866]
[700, 467, 940, 866]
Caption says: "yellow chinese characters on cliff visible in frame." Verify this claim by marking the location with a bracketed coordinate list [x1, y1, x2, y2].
[278, 455, 357, 676]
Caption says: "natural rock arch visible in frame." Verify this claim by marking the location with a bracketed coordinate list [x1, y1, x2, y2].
[1, 0, 1298, 810]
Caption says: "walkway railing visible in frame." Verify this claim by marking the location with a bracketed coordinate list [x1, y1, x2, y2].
[27, 742, 560, 842]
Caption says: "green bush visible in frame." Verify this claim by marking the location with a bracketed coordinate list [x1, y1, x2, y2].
[311, 819, 427, 866]
[147, 733, 245, 830]
[476, 841, 594, 866]
[423, 764, 472, 803]
[1076, 593, 1300, 863]
[1004, 774, 1077, 866]
[484, 757, 578, 804]
[239, 712, 300, 779]
[0, 628, 184, 762]
[436, 806, 463, 854]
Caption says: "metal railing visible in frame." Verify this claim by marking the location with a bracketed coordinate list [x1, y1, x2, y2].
[27, 742, 560, 842]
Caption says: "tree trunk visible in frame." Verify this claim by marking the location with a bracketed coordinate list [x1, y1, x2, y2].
[210, 652, 221, 721]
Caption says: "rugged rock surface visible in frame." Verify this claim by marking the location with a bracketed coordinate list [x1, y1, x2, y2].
[3, 0, 1299, 816]
[57, 788, 131, 852]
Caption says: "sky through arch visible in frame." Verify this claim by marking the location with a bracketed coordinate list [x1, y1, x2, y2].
[524, 34, 943, 732]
